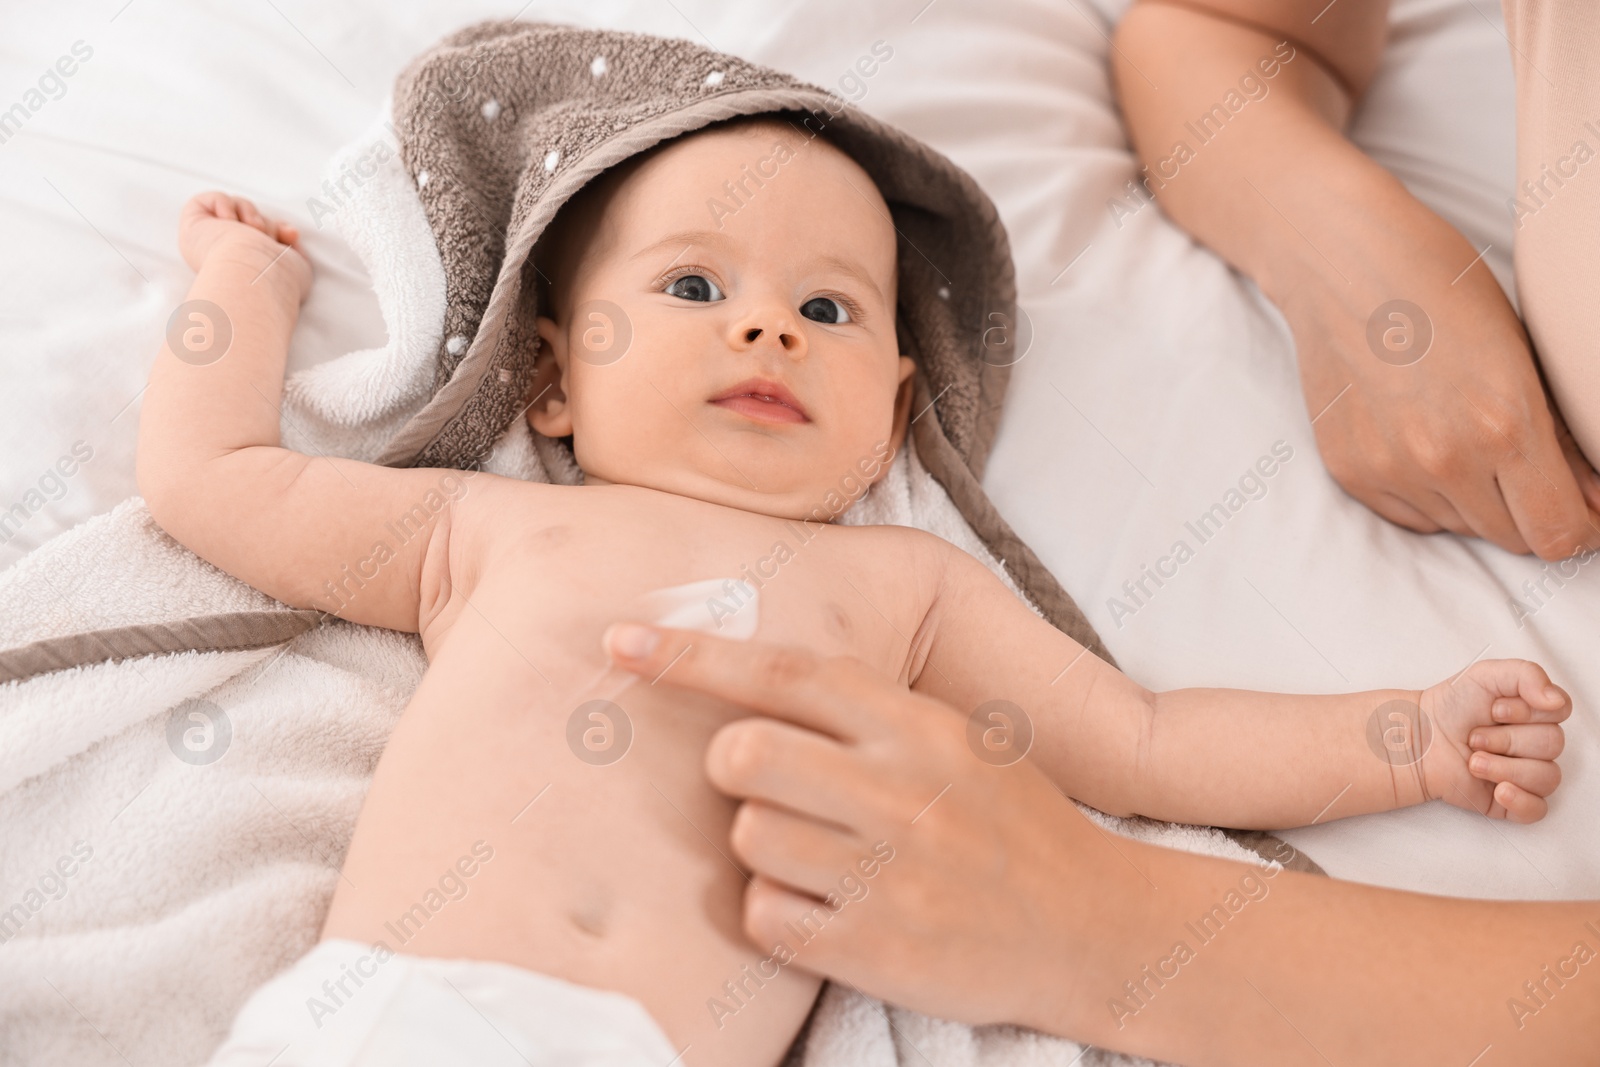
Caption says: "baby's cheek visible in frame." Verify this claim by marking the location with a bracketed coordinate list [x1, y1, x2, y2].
[589, 382, 695, 478]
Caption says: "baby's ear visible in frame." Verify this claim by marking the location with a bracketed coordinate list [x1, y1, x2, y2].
[526, 315, 573, 438]
[884, 356, 917, 460]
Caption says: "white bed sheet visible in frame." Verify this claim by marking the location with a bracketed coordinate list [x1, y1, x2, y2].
[1, 0, 1593, 908]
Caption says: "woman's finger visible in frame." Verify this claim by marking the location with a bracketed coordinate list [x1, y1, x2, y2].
[708, 717, 864, 827]
[742, 875, 837, 970]
[1366, 490, 1444, 534]
[1498, 438, 1600, 560]
[728, 801, 865, 899]
[1437, 479, 1532, 554]
[1409, 490, 1474, 539]
[603, 623, 906, 741]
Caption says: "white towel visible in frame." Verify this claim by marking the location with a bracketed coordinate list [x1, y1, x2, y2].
[0, 114, 1271, 1067]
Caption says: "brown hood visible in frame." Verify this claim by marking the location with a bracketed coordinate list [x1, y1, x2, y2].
[378, 19, 1111, 661]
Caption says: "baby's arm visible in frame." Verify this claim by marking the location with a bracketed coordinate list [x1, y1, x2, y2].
[917, 540, 1569, 828]
[138, 192, 480, 636]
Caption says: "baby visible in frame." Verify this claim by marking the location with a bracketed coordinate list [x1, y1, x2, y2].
[140, 117, 1570, 1067]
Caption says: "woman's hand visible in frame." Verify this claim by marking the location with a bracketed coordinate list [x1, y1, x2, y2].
[601, 623, 1600, 1066]
[1282, 183, 1600, 559]
[1112, 0, 1600, 560]
[600, 622, 1136, 1032]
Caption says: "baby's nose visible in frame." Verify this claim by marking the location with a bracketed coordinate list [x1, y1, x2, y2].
[748, 323, 800, 348]
[737, 322, 801, 353]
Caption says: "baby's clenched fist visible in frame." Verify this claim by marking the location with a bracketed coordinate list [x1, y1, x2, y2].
[1419, 659, 1569, 823]
[177, 191, 311, 302]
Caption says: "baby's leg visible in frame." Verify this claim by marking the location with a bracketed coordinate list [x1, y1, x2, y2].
[1502, 0, 1600, 462]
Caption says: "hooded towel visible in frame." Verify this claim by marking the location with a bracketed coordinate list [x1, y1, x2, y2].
[379, 19, 1112, 662]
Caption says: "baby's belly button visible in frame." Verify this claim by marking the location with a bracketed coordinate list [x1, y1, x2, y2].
[564, 887, 614, 938]
[509, 772, 744, 942]
[396, 678, 750, 955]
[488, 821, 750, 991]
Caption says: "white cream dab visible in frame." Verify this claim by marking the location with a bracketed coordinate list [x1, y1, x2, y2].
[637, 577, 760, 639]
[578, 578, 761, 704]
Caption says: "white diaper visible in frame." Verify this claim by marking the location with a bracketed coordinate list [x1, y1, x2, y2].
[206, 939, 679, 1066]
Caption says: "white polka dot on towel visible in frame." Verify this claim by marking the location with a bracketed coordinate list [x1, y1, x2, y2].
[591, 55, 608, 77]
[416, 170, 429, 189]
[543, 149, 560, 173]
[481, 99, 502, 121]
[445, 336, 467, 356]
[704, 70, 724, 87]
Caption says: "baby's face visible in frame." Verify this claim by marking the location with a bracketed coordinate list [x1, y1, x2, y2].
[528, 123, 914, 521]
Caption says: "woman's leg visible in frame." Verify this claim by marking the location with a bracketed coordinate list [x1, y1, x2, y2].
[1502, 0, 1600, 462]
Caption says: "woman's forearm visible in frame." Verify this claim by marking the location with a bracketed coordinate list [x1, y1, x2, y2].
[1110, 1, 1400, 310]
[1108, 0, 1600, 562]
[1028, 822, 1600, 1066]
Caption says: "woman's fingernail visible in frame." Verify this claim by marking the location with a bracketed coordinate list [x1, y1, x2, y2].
[1545, 685, 1562, 704]
[605, 623, 659, 660]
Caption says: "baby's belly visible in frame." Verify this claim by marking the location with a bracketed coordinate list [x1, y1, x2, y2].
[321, 607, 823, 1066]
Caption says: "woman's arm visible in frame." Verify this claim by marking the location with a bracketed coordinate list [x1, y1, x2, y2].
[600, 622, 1600, 1066]
[1112, 1, 1600, 560]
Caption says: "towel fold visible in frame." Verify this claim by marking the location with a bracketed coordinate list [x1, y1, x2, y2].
[0, 25, 1317, 1066]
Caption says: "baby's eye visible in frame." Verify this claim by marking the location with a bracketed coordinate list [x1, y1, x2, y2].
[665, 274, 724, 302]
[800, 297, 851, 324]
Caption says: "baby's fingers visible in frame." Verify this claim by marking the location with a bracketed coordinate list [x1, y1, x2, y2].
[1468, 750, 1561, 797]
[1468, 660, 1570, 721]
[183, 190, 240, 224]
[231, 197, 280, 239]
[1469, 722, 1565, 760]
[1490, 781, 1549, 824]
[1512, 661, 1569, 719]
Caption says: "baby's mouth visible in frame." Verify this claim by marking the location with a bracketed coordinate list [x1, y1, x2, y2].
[708, 378, 810, 424]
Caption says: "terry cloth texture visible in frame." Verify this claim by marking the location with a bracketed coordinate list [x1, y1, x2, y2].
[379, 19, 1111, 662]
[0, 22, 1321, 1067]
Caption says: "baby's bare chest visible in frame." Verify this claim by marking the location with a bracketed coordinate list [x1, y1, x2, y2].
[431, 485, 936, 695]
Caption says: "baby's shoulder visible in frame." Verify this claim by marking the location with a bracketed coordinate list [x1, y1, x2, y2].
[825, 519, 951, 561]
[813, 521, 958, 609]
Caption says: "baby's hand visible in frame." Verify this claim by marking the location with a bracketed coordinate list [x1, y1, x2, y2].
[177, 191, 311, 301]
[1419, 659, 1569, 822]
